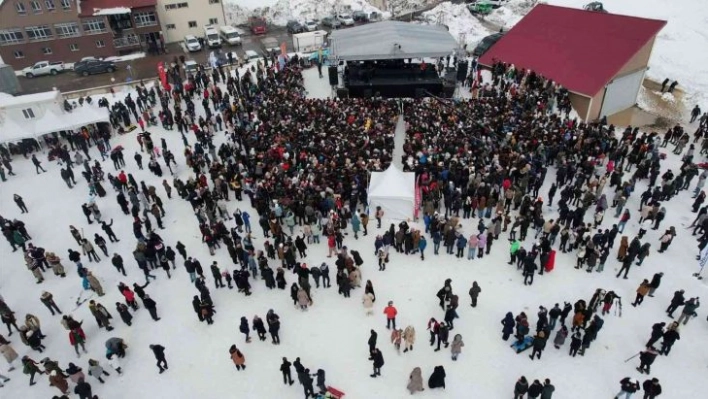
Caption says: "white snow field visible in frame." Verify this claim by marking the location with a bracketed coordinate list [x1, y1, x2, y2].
[489, 0, 708, 112]
[1, 64, 708, 399]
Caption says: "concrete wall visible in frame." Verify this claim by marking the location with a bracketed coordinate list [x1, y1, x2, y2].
[156, 0, 225, 44]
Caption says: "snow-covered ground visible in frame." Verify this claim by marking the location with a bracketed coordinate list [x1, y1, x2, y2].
[488, 0, 708, 116]
[1, 62, 707, 399]
[422, 2, 492, 47]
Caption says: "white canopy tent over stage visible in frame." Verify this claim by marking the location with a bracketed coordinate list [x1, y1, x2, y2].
[368, 165, 416, 221]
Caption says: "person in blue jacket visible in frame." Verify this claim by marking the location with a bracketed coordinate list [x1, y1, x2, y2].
[418, 236, 427, 260]
[455, 234, 466, 258]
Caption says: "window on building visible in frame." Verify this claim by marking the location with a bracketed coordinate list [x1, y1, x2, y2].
[45, 0, 55, 10]
[166, 24, 176, 30]
[25, 25, 53, 41]
[16, 2, 27, 14]
[0, 29, 25, 45]
[133, 11, 157, 27]
[22, 108, 35, 119]
[13, 50, 24, 58]
[164, 2, 188, 10]
[30, 0, 41, 12]
[188, 21, 197, 28]
[95, 39, 105, 48]
[82, 19, 107, 34]
[60, 0, 70, 9]
[208, 18, 218, 25]
[42, 46, 52, 54]
[69, 43, 79, 51]
[208, 0, 219, 3]
[54, 22, 80, 38]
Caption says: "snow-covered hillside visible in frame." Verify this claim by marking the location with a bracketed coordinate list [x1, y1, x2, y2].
[223, 0, 385, 26]
[422, 3, 492, 48]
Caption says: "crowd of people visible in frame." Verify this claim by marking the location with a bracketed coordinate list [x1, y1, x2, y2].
[0, 49, 706, 398]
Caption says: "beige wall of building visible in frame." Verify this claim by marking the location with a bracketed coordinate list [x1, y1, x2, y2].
[156, 0, 226, 43]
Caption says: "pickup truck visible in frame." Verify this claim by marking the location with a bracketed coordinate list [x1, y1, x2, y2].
[22, 61, 66, 78]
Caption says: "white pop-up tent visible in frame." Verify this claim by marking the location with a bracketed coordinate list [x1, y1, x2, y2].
[368, 165, 416, 221]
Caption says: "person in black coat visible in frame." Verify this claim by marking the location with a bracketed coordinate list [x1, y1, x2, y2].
[514, 376, 528, 399]
[101, 220, 119, 242]
[648, 272, 663, 297]
[280, 357, 294, 385]
[143, 295, 160, 321]
[427, 365, 446, 389]
[527, 379, 543, 398]
[150, 344, 168, 373]
[660, 325, 680, 355]
[637, 347, 659, 374]
[529, 331, 547, 360]
[370, 348, 384, 378]
[367, 329, 377, 359]
[646, 322, 665, 348]
[642, 378, 662, 399]
[501, 312, 515, 341]
[74, 377, 93, 399]
[165, 246, 176, 268]
[266, 309, 280, 344]
[666, 289, 685, 317]
[175, 241, 187, 259]
[192, 296, 203, 322]
[116, 303, 132, 326]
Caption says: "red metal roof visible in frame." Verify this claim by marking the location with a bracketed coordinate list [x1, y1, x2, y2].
[479, 4, 666, 96]
[78, 0, 156, 17]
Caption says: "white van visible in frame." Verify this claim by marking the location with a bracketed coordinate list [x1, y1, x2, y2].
[219, 26, 242, 46]
[204, 25, 222, 48]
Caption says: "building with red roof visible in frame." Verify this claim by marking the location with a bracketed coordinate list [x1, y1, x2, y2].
[479, 4, 666, 121]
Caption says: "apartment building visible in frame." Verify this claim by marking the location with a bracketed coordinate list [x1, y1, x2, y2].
[156, 0, 226, 44]
[0, 0, 162, 69]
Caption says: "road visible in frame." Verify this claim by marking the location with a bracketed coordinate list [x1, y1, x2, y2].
[18, 27, 294, 94]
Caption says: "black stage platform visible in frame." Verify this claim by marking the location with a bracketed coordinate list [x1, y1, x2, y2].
[343, 65, 448, 98]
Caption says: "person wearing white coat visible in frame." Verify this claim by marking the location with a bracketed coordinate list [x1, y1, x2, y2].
[362, 292, 375, 316]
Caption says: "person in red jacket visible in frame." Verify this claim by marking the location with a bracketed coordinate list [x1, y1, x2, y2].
[383, 301, 397, 330]
[69, 327, 87, 357]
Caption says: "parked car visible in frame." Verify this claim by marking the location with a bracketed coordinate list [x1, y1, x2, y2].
[74, 59, 117, 76]
[243, 50, 260, 61]
[467, 0, 509, 8]
[337, 14, 355, 26]
[352, 11, 369, 22]
[472, 32, 505, 57]
[21, 61, 65, 78]
[286, 20, 304, 34]
[322, 16, 342, 29]
[184, 35, 202, 52]
[183, 60, 198, 76]
[304, 20, 319, 31]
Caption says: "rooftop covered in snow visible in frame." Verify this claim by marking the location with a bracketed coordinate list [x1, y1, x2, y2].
[329, 21, 459, 61]
[78, 0, 156, 17]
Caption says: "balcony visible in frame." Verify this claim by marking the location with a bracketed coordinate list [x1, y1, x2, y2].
[113, 34, 140, 48]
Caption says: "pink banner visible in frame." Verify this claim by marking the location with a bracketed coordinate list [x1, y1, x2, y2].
[414, 175, 421, 220]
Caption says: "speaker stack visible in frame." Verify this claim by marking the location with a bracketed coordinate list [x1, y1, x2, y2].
[328, 66, 338, 86]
